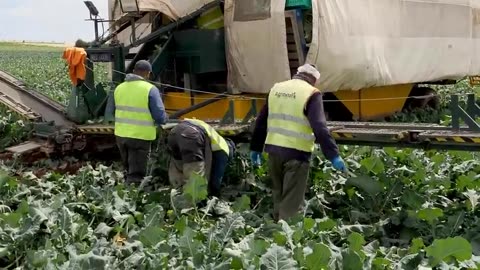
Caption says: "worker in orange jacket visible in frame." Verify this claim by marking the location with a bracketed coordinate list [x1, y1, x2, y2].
[62, 47, 87, 86]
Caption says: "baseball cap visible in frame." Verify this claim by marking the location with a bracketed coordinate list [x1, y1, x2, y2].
[134, 60, 152, 72]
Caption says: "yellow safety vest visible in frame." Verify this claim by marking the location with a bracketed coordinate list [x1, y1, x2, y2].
[114, 80, 156, 141]
[196, 6, 224, 29]
[184, 118, 230, 156]
[265, 79, 318, 153]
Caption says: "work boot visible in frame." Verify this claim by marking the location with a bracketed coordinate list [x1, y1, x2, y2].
[208, 186, 221, 199]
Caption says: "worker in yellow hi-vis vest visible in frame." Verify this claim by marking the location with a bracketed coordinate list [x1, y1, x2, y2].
[106, 60, 168, 185]
[166, 118, 235, 197]
[249, 63, 346, 221]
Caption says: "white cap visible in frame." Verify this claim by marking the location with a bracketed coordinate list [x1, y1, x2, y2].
[297, 63, 321, 81]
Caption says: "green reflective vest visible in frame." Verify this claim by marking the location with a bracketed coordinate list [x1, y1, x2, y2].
[265, 79, 318, 153]
[114, 80, 156, 141]
[184, 118, 230, 156]
[196, 6, 224, 29]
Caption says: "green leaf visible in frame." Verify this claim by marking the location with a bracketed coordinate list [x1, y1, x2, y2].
[175, 216, 188, 234]
[425, 236, 473, 267]
[26, 250, 50, 268]
[372, 257, 391, 269]
[303, 218, 315, 231]
[306, 243, 331, 270]
[401, 190, 425, 210]
[0, 212, 22, 227]
[214, 213, 245, 244]
[139, 226, 167, 247]
[94, 222, 113, 237]
[456, 172, 478, 191]
[360, 156, 385, 175]
[409, 238, 425, 254]
[67, 250, 111, 269]
[345, 176, 383, 197]
[342, 249, 363, 270]
[183, 173, 208, 204]
[29, 206, 50, 224]
[179, 227, 202, 258]
[318, 218, 337, 231]
[0, 247, 8, 258]
[417, 207, 443, 224]
[347, 232, 366, 252]
[463, 189, 480, 212]
[260, 244, 298, 270]
[273, 232, 287, 246]
[143, 204, 164, 227]
[232, 195, 251, 212]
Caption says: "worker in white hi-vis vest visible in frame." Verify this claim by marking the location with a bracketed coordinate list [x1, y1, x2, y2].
[250, 63, 346, 221]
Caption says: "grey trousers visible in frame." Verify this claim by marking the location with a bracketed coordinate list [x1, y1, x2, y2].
[167, 122, 212, 188]
[116, 136, 151, 185]
[268, 154, 310, 221]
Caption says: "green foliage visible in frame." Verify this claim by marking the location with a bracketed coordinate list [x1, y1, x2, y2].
[0, 42, 109, 105]
[0, 146, 478, 269]
[0, 107, 32, 150]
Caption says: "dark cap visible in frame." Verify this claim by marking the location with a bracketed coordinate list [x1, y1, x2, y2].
[134, 60, 152, 72]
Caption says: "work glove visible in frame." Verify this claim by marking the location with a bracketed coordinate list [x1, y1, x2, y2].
[331, 156, 346, 172]
[250, 151, 262, 167]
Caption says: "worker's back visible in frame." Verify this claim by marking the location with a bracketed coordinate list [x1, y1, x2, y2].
[265, 79, 318, 153]
[114, 80, 156, 141]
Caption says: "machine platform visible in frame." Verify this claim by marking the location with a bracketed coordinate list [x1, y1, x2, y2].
[2, 60, 480, 157]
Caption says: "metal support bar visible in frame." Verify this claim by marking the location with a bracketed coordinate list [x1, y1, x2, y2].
[220, 100, 235, 125]
[130, 18, 137, 43]
[451, 94, 480, 131]
[466, 94, 480, 120]
[99, 13, 147, 45]
[241, 99, 257, 124]
[169, 94, 226, 119]
[127, 0, 222, 49]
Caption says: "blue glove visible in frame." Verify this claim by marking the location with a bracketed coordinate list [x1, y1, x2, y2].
[331, 156, 346, 172]
[250, 151, 262, 166]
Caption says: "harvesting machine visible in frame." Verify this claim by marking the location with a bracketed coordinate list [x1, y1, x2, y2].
[2, 0, 480, 159]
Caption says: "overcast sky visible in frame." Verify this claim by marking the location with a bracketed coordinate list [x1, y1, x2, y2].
[0, 0, 108, 43]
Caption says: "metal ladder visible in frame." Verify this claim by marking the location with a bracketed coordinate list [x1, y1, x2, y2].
[285, 10, 307, 77]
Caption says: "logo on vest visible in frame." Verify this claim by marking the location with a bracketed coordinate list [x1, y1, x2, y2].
[274, 91, 296, 99]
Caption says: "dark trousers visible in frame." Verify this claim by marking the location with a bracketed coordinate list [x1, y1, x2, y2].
[116, 136, 152, 185]
[268, 154, 310, 221]
[167, 122, 225, 195]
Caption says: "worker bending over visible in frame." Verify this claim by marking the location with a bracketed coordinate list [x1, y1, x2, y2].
[250, 63, 346, 221]
[167, 118, 235, 197]
[109, 60, 168, 184]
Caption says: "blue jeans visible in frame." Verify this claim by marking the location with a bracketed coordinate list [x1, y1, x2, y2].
[209, 150, 229, 195]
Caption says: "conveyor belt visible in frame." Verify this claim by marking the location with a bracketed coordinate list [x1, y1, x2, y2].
[76, 121, 480, 151]
[0, 71, 73, 127]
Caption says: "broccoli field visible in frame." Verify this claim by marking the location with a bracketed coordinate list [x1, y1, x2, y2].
[0, 43, 480, 269]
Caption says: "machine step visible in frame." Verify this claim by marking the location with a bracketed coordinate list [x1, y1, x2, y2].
[6, 141, 43, 154]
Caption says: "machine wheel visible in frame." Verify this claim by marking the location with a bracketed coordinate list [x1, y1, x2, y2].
[403, 86, 440, 112]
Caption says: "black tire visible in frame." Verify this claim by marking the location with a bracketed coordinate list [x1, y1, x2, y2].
[403, 86, 440, 112]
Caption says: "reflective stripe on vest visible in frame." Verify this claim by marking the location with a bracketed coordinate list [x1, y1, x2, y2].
[184, 118, 230, 156]
[114, 80, 156, 141]
[197, 6, 224, 29]
[265, 79, 318, 153]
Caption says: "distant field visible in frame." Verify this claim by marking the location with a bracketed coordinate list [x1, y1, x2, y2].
[0, 42, 108, 105]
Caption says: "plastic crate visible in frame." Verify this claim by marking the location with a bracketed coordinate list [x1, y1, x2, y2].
[286, 0, 312, 9]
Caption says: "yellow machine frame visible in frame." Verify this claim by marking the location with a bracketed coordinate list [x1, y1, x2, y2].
[162, 84, 413, 122]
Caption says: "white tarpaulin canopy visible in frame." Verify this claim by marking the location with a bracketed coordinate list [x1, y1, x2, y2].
[114, 0, 216, 20]
[225, 0, 480, 93]
[111, 0, 480, 94]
